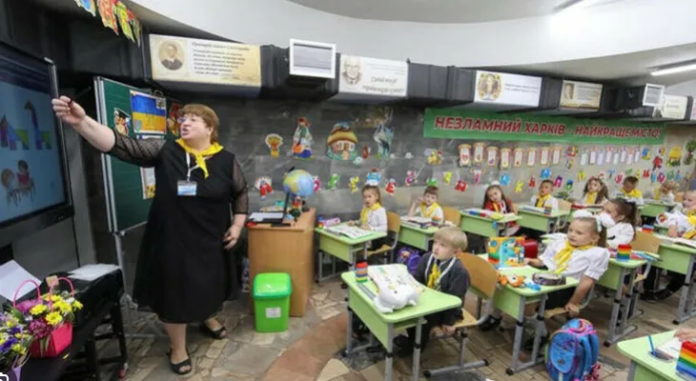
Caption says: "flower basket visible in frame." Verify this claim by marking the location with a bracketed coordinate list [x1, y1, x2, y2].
[0, 314, 31, 381]
[2, 366, 23, 381]
[29, 322, 72, 358]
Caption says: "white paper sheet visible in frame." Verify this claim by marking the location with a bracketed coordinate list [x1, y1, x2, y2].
[248, 212, 284, 221]
[0, 260, 40, 301]
[69, 264, 120, 281]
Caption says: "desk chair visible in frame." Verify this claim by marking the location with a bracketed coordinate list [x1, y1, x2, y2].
[424, 253, 496, 377]
[627, 231, 661, 317]
[366, 211, 401, 263]
[443, 206, 461, 226]
[556, 200, 573, 231]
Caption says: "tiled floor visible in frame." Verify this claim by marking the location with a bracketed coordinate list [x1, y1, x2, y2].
[97, 278, 696, 380]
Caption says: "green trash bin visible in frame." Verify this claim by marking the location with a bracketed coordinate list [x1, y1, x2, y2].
[253, 273, 292, 333]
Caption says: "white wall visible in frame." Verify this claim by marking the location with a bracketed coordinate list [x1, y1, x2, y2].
[667, 80, 696, 97]
[132, 0, 696, 68]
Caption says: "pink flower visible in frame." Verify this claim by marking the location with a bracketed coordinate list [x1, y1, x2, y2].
[15, 299, 40, 314]
[28, 319, 51, 339]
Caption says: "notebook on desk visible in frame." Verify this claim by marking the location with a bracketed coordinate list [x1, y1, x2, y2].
[326, 225, 372, 240]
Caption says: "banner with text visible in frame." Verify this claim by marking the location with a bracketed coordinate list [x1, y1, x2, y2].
[560, 80, 602, 110]
[473, 71, 541, 107]
[423, 109, 665, 144]
[149, 34, 261, 87]
[337, 55, 408, 98]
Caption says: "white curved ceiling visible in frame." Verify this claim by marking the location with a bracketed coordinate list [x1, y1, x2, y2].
[287, 0, 568, 23]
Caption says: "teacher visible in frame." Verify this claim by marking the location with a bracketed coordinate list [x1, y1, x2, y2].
[52, 96, 248, 375]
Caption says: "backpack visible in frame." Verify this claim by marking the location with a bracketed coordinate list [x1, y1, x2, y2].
[545, 319, 600, 381]
[396, 247, 422, 275]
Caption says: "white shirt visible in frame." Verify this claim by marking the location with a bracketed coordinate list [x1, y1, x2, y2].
[530, 195, 559, 211]
[662, 209, 695, 235]
[613, 190, 644, 205]
[648, 189, 675, 204]
[607, 222, 635, 249]
[365, 207, 388, 233]
[415, 204, 444, 221]
[540, 239, 610, 281]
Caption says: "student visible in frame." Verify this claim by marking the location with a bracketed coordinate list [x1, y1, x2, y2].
[649, 180, 678, 204]
[394, 227, 470, 357]
[482, 183, 519, 235]
[602, 199, 639, 249]
[663, 190, 696, 238]
[615, 176, 644, 205]
[353, 184, 388, 233]
[408, 185, 444, 221]
[481, 211, 610, 335]
[531, 180, 559, 211]
[575, 177, 609, 206]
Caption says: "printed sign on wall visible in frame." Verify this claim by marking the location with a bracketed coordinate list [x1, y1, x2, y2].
[149, 34, 261, 87]
[653, 95, 688, 119]
[473, 71, 542, 108]
[560, 80, 602, 110]
[337, 55, 408, 98]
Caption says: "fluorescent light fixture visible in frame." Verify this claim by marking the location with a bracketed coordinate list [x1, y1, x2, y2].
[651, 63, 696, 77]
[554, 0, 604, 14]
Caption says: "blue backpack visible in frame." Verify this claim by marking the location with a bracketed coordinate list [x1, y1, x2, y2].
[396, 247, 421, 275]
[545, 319, 600, 381]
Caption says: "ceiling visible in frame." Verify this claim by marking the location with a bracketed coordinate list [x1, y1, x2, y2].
[287, 0, 571, 23]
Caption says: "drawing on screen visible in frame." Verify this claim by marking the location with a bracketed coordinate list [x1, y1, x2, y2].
[0, 116, 29, 150]
[2, 160, 35, 206]
[25, 101, 52, 149]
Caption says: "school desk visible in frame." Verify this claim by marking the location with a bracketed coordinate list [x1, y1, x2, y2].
[516, 208, 570, 233]
[618, 330, 681, 381]
[398, 221, 439, 251]
[652, 242, 696, 324]
[641, 200, 677, 218]
[458, 212, 522, 238]
[654, 224, 670, 235]
[472, 255, 579, 375]
[341, 269, 461, 381]
[315, 224, 387, 282]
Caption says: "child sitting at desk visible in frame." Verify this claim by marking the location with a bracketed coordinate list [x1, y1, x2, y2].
[664, 190, 696, 238]
[602, 198, 639, 249]
[531, 179, 559, 211]
[350, 184, 388, 248]
[615, 176, 644, 205]
[393, 227, 470, 357]
[574, 177, 609, 206]
[408, 185, 444, 222]
[482, 183, 519, 236]
[649, 180, 678, 204]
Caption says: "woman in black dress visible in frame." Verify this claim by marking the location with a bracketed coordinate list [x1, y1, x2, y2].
[52, 96, 248, 375]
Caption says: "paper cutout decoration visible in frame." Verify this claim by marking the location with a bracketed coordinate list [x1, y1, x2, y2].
[327, 122, 358, 161]
[513, 148, 524, 167]
[76, 0, 97, 16]
[666, 170, 675, 180]
[642, 169, 651, 178]
[166, 102, 182, 136]
[350, 177, 360, 193]
[668, 146, 682, 167]
[658, 172, 666, 183]
[651, 171, 657, 183]
[579, 150, 588, 166]
[385, 179, 397, 196]
[578, 171, 587, 181]
[554, 176, 563, 188]
[641, 147, 651, 161]
[626, 148, 634, 165]
[98, 0, 119, 34]
[405, 170, 417, 187]
[625, 169, 633, 176]
[405, 152, 414, 159]
[515, 181, 524, 193]
[527, 148, 537, 167]
[613, 150, 620, 165]
[254, 176, 273, 200]
[540, 147, 550, 166]
[566, 158, 575, 170]
[313, 176, 322, 192]
[443, 172, 453, 185]
[541, 168, 551, 180]
[597, 172, 606, 181]
[500, 148, 511, 169]
[552, 145, 562, 165]
[292, 117, 313, 159]
[353, 156, 364, 166]
[426, 178, 438, 187]
[615, 173, 624, 184]
[566, 145, 578, 157]
[620, 148, 627, 163]
[677, 170, 682, 181]
[425, 149, 443, 165]
[653, 153, 663, 171]
[129, 10, 142, 46]
[473, 143, 485, 164]
[597, 149, 605, 166]
[472, 168, 483, 184]
[455, 180, 468, 192]
[486, 146, 499, 167]
[589, 148, 597, 165]
[633, 148, 640, 163]
[458, 144, 472, 167]
[566, 179, 574, 191]
[529, 176, 537, 189]
[265, 134, 283, 158]
[114, 1, 134, 42]
[362, 145, 371, 159]
[605, 148, 613, 164]
[500, 174, 511, 186]
[373, 122, 394, 159]
[685, 140, 696, 165]
[328, 174, 340, 190]
[365, 169, 381, 186]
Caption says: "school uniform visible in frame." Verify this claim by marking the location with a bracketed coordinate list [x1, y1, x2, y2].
[607, 222, 635, 249]
[614, 189, 644, 205]
[483, 199, 519, 236]
[415, 202, 444, 221]
[530, 194, 559, 211]
[649, 188, 676, 204]
[661, 209, 696, 236]
[576, 191, 606, 206]
[539, 239, 610, 308]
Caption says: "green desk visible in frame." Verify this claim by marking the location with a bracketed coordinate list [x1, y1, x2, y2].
[398, 222, 439, 251]
[642, 201, 677, 219]
[516, 208, 570, 233]
[459, 212, 522, 238]
[653, 242, 696, 323]
[315, 225, 387, 282]
[473, 255, 579, 375]
[342, 269, 461, 381]
[654, 224, 670, 235]
[619, 330, 681, 381]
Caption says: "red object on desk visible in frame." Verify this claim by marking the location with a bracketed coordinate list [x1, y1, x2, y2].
[30, 322, 73, 358]
[521, 239, 539, 259]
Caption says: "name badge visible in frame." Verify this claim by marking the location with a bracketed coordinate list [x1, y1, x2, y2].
[177, 180, 197, 196]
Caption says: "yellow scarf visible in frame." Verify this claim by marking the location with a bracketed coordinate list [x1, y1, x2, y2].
[360, 202, 382, 225]
[687, 209, 696, 228]
[585, 192, 597, 205]
[427, 261, 441, 289]
[684, 230, 696, 240]
[622, 188, 642, 199]
[420, 202, 441, 218]
[653, 187, 663, 200]
[492, 202, 500, 213]
[553, 240, 594, 275]
[535, 194, 551, 208]
[177, 139, 224, 179]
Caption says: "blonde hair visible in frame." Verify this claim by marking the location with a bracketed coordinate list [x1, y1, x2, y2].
[662, 180, 679, 191]
[181, 104, 220, 143]
[434, 227, 468, 252]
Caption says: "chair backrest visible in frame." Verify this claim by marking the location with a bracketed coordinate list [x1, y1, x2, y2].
[457, 252, 497, 299]
[387, 211, 401, 234]
[632, 230, 660, 253]
[443, 206, 461, 226]
[676, 192, 685, 203]
[558, 199, 573, 212]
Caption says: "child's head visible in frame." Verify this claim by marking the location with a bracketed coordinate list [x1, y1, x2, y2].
[432, 227, 468, 260]
[568, 217, 607, 248]
[603, 198, 640, 226]
[484, 184, 505, 204]
[584, 177, 608, 202]
[660, 180, 678, 194]
[423, 186, 439, 206]
[623, 176, 639, 192]
[539, 180, 554, 196]
[683, 190, 696, 211]
[361, 185, 381, 207]
[17, 160, 28, 173]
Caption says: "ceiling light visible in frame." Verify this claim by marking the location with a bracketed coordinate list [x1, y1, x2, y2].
[651, 63, 696, 77]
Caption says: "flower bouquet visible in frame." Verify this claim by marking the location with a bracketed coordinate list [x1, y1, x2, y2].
[0, 314, 31, 381]
[10, 278, 82, 358]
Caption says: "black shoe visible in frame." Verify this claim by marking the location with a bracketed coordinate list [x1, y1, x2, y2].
[166, 349, 192, 375]
[641, 292, 658, 301]
[199, 320, 227, 340]
[524, 334, 549, 352]
[656, 289, 674, 301]
[479, 316, 502, 332]
[393, 335, 411, 348]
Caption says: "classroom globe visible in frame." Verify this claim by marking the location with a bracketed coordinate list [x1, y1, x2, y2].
[283, 169, 315, 198]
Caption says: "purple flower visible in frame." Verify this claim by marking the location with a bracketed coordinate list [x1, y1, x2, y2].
[15, 299, 40, 314]
[0, 336, 17, 353]
[28, 319, 50, 339]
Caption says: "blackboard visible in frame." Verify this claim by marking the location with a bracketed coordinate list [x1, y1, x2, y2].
[94, 77, 178, 232]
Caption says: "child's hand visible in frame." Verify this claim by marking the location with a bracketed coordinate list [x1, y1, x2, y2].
[564, 302, 580, 317]
[676, 328, 696, 341]
[360, 224, 371, 231]
[668, 225, 679, 238]
[347, 221, 356, 226]
[524, 258, 540, 267]
[416, 196, 424, 204]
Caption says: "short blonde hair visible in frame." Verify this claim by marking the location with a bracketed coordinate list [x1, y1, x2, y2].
[434, 226, 468, 252]
[182, 104, 220, 143]
[662, 180, 679, 191]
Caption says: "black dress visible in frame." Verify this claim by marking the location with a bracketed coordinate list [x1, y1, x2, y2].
[108, 132, 249, 323]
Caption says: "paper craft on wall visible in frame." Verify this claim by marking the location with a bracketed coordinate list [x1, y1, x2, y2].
[668, 146, 682, 167]
[541, 168, 551, 180]
[425, 148, 443, 165]
[472, 168, 483, 184]
[328, 174, 340, 190]
[653, 152, 663, 171]
[365, 168, 381, 186]
[578, 170, 587, 181]
[500, 173, 511, 186]
[579, 149, 588, 166]
[455, 180, 467, 192]
[651, 171, 657, 183]
[327, 122, 358, 161]
[625, 169, 633, 176]
[373, 122, 394, 159]
[353, 157, 364, 166]
[527, 148, 537, 167]
[528, 176, 536, 189]
[513, 147, 524, 167]
[473, 143, 485, 164]
[642, 169, 650, 179]
[265, 134, 283, 158]
[589, 147, 597, 165]
[566, 179, 574, 191]
[443, 172, 453, 185]
[605, 147, 613, 164]
[458, 144, 472, 167]
[566, 158, 574, 170]
[362, 145, 371, 159]
[554, 176, 563, 188]
[313, 176, 322, 193]
[254, 176, 273, 199]
[676, 170, 682, 181]
[597, 172, 606, 181]
[597, 149, 605, 166]
[641, 147, 651, 161]
[515, 181, 524, 193]
[540, 147, 550, 166]
[426, 178, 438, 187]
[486, 146, 499, 167]
[613, 150, 620, 165]
[620, 148, 627, 163]
[405, 170, 417, 187]
[684, 140, 696, 165]
[615, 173, 624, 184]
[385, 179, 397, 196]
[626, 148, 634, 165]
[657, 172, 666, 183]
[566, 145, 578, 157]
[292, 117, 313, 159]
[349, 177, 360, 193]
[633, 147, 641, 163]
[500, 148, 511, 169]
[667, 170, 675, 180]
[551, 145, 562, 165]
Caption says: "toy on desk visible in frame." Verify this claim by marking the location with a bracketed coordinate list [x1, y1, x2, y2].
[616, 244, 631, 262]
[524, 280, 541, 291]
[405, 170, 417, 187]
[677, 341, 696, 379]
[642, 225, 654, 234]
[289, 196, 304, 219]
[254, 176, 273, 200]
[487, 237, 525, 269]
[498, 273, 526, 288]
[397, 247, 422, 275]
[544, 206, 553, 215]
[455, 180, 467, 192]
[356, 262, 368, 283]
[349, 176, 360, 193]
[385, 179, 397, 196]
[369, 266, 421, 314]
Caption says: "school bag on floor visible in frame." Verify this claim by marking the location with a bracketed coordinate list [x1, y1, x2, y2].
[396, 247, 421, 275]
[545, 319, 600, 381]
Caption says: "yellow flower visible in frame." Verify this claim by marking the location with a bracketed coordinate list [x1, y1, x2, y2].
[73, 300, 83, 310]
[6, 319, 16, 328]
[46, 312, 63, 326]
[50, 295, 63, 303]
[53, 300, 71, 314]
[11, 343, 26, 355]
[0, 335, 6, 346]
[30, 303, 48, 316]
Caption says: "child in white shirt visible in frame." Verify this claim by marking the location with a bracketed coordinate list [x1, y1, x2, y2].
[662, 190, 696, 238]
[354, 184, 387, 233]
[408, 186, 444, 222]
[530, 180, 559, 211]
[574, 177, 609, 206]
[649, 180, 678, 204]
[602, 199, 639, 249]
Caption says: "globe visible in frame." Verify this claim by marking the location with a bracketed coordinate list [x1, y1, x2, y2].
[283, 169, 315, 198]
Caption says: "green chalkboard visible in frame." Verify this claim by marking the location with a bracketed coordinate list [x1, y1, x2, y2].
[95, 77, 179, 232]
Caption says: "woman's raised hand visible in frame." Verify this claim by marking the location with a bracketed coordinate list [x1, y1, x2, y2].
[52, 96, 86, 126]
